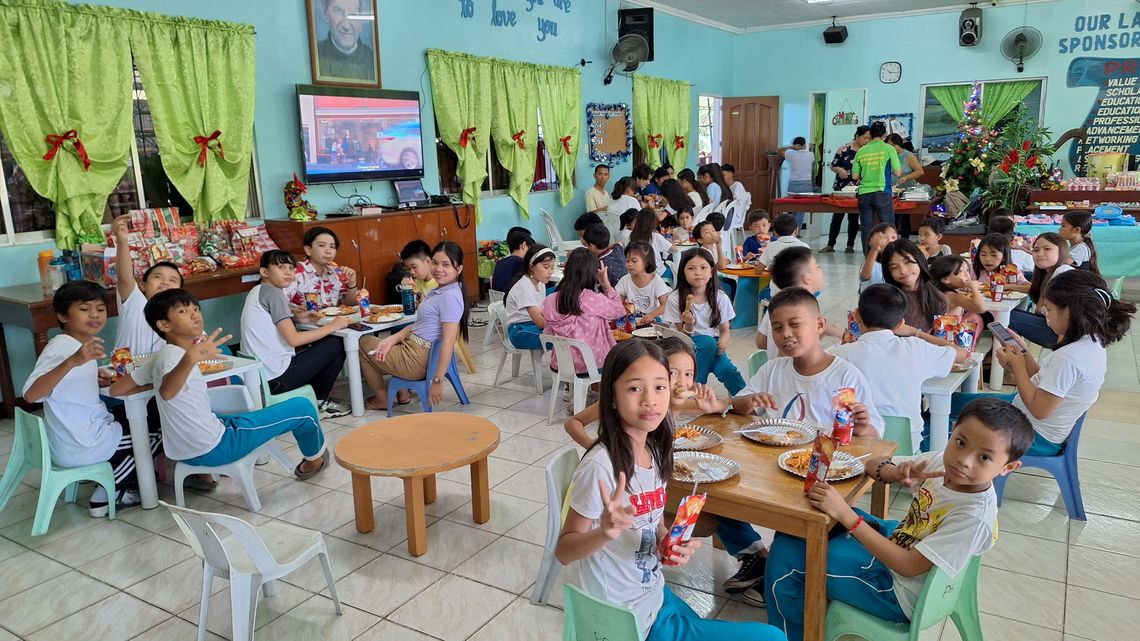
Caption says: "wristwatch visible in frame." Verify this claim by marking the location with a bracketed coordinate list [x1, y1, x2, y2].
[431, 376, 443, 384]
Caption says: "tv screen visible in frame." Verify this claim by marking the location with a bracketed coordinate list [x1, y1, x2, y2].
[296, 84, 425, 184]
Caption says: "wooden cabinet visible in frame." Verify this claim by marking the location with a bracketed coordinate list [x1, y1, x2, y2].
[265, 205, 478, 305]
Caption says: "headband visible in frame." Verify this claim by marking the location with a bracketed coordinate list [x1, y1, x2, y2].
[1094, 288, 1113, 307]
[530, 247, 556, 265]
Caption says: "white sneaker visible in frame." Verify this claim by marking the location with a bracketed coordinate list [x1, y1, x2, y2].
[89, 489, 141, 518]
[319, 397, 352, 419]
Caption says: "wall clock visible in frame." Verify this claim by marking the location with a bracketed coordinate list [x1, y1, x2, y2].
[880, 61, 902, 84]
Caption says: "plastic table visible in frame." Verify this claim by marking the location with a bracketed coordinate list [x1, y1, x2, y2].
[718, 265, 770, 329]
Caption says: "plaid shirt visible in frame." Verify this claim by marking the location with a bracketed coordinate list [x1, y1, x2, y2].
[285, 259, 351, 310]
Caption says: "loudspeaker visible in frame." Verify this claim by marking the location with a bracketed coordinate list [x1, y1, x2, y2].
[618, 7, 654, 62]
[959, 7, 982, 46]
[823, 25, 848, 44]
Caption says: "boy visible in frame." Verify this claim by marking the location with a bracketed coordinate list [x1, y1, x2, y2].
[285, 226, 359, 323]
[584, 164, 611, 213]
[859, 222, 899, 293]
[852, 121, 902, 253]
[755, 247, 842, 362]
[916, 217, 951, 259]
[490, 229, 533, 295]
[112, 215, 183, 355]
[24, 281, 158, 516]
[632, 162, 655, 197]
[758, 213, 808, 268]
[764, 397, 1033, 641]
[242, 250, 351, 419]
[831, 284, 968, 450]
[722, 163, 751, 205]
[741, 210, 772, 261]
[401, 240, 442, 303]
[573, 212, 604, 243]
[139, 289, 329, 477]
[583, 223, 627, 283]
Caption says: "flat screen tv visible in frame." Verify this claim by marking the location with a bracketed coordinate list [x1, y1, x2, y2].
[296, 84, 425, 184]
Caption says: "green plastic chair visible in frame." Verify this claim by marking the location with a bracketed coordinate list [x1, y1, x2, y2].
[825, 555, 984, 641]
[748, 350, 769, 378]
[1112, 276, 1125, 301]
[882, 415, 915, 456]
[237, 350, 320, 412]
[0, 409, 117, 535]
[563, 583, 642, 641]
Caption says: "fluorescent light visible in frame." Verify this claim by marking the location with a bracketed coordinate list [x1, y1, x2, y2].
[346, 13, 375, 20]
[804, 0, 834, 5]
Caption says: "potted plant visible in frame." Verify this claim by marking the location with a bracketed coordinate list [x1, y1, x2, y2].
[982, 105, 1054, 215]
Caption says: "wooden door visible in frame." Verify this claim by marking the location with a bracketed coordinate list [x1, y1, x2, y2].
[721, 96, 779, 213]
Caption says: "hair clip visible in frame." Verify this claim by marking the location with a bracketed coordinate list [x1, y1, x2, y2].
[1094, 288, 1113, 307]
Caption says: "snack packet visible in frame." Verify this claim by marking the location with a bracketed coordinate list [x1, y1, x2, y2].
[659, 492, 707, 566]
[110, 347, 133, 381]
[842, 310, 861, 344]
[831, 387, 856, 446]
[357, 287, 371, 316]
[956, 320, 978, 352]
[931, 315, 959, 341]
[804, 431, 838, 493]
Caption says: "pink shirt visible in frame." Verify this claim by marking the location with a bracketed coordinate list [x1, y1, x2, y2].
[541, 288, 627, 374]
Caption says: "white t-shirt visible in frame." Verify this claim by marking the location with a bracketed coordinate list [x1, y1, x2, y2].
[830, 330, 956, 444]
[568, 445, 666, 639]
[758, 235, 809, 267]
[620, 229, 633, 246]
[609, 194, 641, 216]
[662, 289, 735, 337]
[650, 233, 671, 261]
[115, 288, 164, 356]
[785, 148, 815, 183]
[1012, 335, 1105, 443]
[22, 334, 120, 468]
[729, 180, 749, 204]
[153, 344, 225, 461]
[687, 191, 703, 212]
[887, 451, 998, 618]
[240, 284, 295, 380]
[1011, 248, 1035, 273]
[1068, 242, 1091, 267]
[860, 261, 884, 293]
[586, 187, 611, 213]
[740, 355, 884, 437]
[505, 276, 545, 327]
[615, 274, 670, 319]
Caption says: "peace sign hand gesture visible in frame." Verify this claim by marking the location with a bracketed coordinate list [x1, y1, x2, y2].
[894, 459, 944, 489]
[187, 328, 233, 364]
[597, 472, 636, 541]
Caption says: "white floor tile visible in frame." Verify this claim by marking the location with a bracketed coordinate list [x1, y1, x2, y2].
[389, 574, 515, 641]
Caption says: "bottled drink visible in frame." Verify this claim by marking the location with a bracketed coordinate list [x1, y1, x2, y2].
[38, 250, 55, 296]
[992, 281, 1004, 302]
[399, 284, 416, 315]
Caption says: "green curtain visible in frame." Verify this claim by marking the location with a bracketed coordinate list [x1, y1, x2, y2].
[665, 80, 692, 170]
[0, 0, 135, 249]
[489, 63, 538, 218]
[981, 80, 1038, 127]
[131, 14, 255, 224]
[633, 75, 690, 170]
[535, 65, 581, 207]
[427, 49, 492, 223]
[928, 84, 972, 123]
[812, 95, 825, 170]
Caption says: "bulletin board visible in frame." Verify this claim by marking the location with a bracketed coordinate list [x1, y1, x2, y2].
[586, 102, 632, 165]
[869, 112, 915, 142]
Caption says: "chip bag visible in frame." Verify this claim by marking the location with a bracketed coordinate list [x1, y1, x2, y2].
[842, 310, 861, 344]
[956, 319, 978, 352]
[804, 431, 838, 493]
[832, 387, 856, 446]
[110, 347, 133, 381]
[931, 315, 959, 341]
[659, 492, 707, 566]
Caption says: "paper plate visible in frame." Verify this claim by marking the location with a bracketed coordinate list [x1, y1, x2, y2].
[673, 425, 723, 451]
[672, 452, 740, 484]
[369, 312, 404, 323]
[197, 358, 234, 375]
[632, 327, 661, 339]
[778, 448, 865, 482]
[740, 418, 816, 446]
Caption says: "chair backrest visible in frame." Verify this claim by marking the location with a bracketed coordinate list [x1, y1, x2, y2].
[207, 386, 257, 415]
[426, 339, 446, 380]
[488, 289, 505, 305]
[541, 209, 565, 252]
[563, 583, 642, 641]
[1058, 411, 1087, 461]
[694, 201, 715, 225]
[713, 199, 729, 215]
[597, 211, 622, 246]
[747, 350, 768, 379]
[14, 408, 51, 472]
[653, 323, 695, 350]
[544, 447, 580, 549]
[909, 555, 981, 631]
[162, 500, 282, 576]
[882, 415, 916, 456]
[1112, 276, 1125, 300]
[546, 335, 601, 379]
[488, 301, 511, 345]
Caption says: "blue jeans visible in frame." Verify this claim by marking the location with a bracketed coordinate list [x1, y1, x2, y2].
[507, 321, 544, 350]
[184, 397, 325, 466]
[788, 179, 814, 229]
[858, 191, 895, 252]
[648, 585, 787, 641]
[765, 510, 907, 641]
[715, 517, 762, 557]
[691, 334, 746, 395]
[1009, 308, 1057, 347]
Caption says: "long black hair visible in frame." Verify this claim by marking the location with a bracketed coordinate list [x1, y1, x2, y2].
[677, 168, 709, 207]
[972, 232, 1013, 278]
[624, 240, 657, 274]
[659, 178, 690, 214]
[431, 241, 469, 341]
[554, 247, 599, 317]
[1062, 210, 1101, 277]
[591, 339, 674, 486]
[881, 239, 947, 323]
[697, 163, 731, 204]
[929, 254, 970, 294]
[1028, 233, 1069, 304]
[1043, 270, 1134, 348]
[508, 243, 554, 292]
[629, 208, 659, 246]
[676, 247, 722, 327]
[611, 176, 634, 200]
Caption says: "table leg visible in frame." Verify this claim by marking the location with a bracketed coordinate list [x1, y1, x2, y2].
[343, 333, 365, 418]
[351, 473, 374, 533]
[964, 359, 982, 393]
[927, 391, 952, 452]
[988, 308, 1012, 390]
[404, 476, 428, 556]
[125, 396, 159, 509]
[456, 338, 477, 375]
[730, 276, 760, 329]
[471, 457, 490, 524]
[871, 481, 890, 519]
[803, 521, 829, 641]
[423, 474, 437, 504]
[241, 368, 263, 410]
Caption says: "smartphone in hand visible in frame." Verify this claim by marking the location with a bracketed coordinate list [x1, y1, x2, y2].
[987, 322, 1025, 353]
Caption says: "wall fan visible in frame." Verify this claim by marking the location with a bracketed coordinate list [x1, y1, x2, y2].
[603, 33, 649, 85]
[1001, 26, 1042, 73]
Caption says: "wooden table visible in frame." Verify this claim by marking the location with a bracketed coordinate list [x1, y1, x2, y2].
[770, 198, 933, 226]
[334, 413, 500, 556]
[718, 266, 770, 329]
[667, 413, 897, 641]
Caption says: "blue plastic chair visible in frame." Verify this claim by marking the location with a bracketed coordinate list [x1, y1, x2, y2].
[386, 339, 470, 417]
[991, 412, 1087, 521]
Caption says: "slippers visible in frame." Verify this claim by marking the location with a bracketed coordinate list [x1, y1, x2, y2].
[183, 475, 218, 491]
[396, 395, 413, 406]
[295, 450, 330, 480]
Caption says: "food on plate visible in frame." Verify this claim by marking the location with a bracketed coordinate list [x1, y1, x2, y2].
[674, 458, 697, 476]
[754, 429, 803, 445]
[783, 448, 813, 474]
[613, 328, 632, 341]
[197, 360, 231, 374]
[377, 304, 404, 314]
[674, 426, 703, 441]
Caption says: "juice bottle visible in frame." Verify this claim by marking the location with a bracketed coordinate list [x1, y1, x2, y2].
[38, 250, 55, 296]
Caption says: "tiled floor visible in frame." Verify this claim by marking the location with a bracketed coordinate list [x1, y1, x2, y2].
[0, 245, 1137, 640]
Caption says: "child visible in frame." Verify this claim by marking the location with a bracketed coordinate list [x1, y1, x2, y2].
[504, 244, 556, 350]
[929, 255, 987, 315]
[490, 228, 533, 295]
[674, 209, 695, 242]
[139, 289, 329, 477]
[758, 213, 808, 268]
[401, 240, 441, 304]
[916, 217, 951, 259]
[112, 216, 183, 356]
[1060, 210, 1101, 275]
[618, 207, 639, 246]
[972, 233, 1030, 293]
[1009, 233, 1074, 347]
[764, 397, 1034, 641]
[985, 215, 1035, 273]
[616, 241, 670, 326]
[630, 207, 674, 264]
[755, 247, 841, 362]
[859, 223, 898, 293]
[574, 212, 605, 244]
[662, 248, 746, 395]
[23, 281, 158, 516]
[741, 211, 772, 261]
[541, 247, 627, 374]
[677, 167, 708, 213]
[284, 226, 359, 320]
[585, 223, 628, 283]
[832, 284, 966, 448]
[610, 177, 642, 220]
[705, 211, 733, 264]
[882, 239, 949, 333]
[693, 221, 727, 271]
[241, 250, 351, 419]
[555, 339, 785, 641]
[997, 270, 1134, 454]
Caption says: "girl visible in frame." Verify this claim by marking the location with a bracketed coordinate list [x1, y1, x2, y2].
[881, 239, 949, 333]
[858, 222, 898, 293]
[697, 163, 732, 207]
[996, 270, 1134, 454]
[972, 233, 1030, 293]
[674, 209, 695, 242]
[663, 249, 746, 394]
[610, 177, 642, 219]
[1060, 210, 1101, 276]
[693, 221, 727, 270]
[929, 255, 987, 315]
[678, 167, 709, 212]
[1008, 233, 1073, 347]
[616, 241, 670, 326]
[541, 247, 627, 374]
[555, 339, 784, 641]
[619, 207, 639, 246]
[660, 179, 692, 220]
[916, 216, 952, 259]
[360, 241, 468, 410]
[630, 207, 674, 264]
[504, 244, 557, 350]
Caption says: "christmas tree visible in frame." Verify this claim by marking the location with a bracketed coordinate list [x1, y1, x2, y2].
[939, 82, 995, 195]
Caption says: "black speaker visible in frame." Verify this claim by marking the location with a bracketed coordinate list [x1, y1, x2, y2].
[823, 25, 848, 44]
[618, 7, 654, 62]
[959, 7, 982, 46]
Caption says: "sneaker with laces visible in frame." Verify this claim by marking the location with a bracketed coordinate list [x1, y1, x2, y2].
[319, 397, 352, 419]
[742, 585, 766, 607]
[844, 247, 856, 254]
[722, 552, 766, 593]
[89, 488, 141, 518]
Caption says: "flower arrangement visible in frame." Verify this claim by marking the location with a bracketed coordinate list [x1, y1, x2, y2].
[478, 239, 508, 261]
[982, 104, 1054, 213]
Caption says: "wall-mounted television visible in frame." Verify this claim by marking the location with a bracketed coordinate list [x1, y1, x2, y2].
[296, 84, 424, 184]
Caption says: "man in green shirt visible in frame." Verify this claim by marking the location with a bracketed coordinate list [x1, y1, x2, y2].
[852, 121, 901, 253]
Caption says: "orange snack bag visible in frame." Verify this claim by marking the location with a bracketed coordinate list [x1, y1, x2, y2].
[110, 347, 133, 381]
[659, 492, 707, 566]
[803, 431, 837, 493]
[831, 387, 857, 446]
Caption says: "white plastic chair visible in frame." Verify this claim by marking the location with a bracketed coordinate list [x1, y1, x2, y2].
[530, 447, 580, 605]
[173, 387, 295, 512]
[597, 210, 622, 246]
[713, 199, 729, 215]
[489, 301, 545, 394]
[541, 208, 582, 255]
[483, 290, 507, 346]
[654, 323, 696, 351]
[163, 501, 342, 641]
[545, 336, 602, 425]
[693, 201, 716, 225]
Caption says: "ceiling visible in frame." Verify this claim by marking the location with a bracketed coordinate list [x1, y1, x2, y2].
[624, 0, 1051, 33]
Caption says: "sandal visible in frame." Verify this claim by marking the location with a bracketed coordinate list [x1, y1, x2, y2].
[295, 450, 330, 480]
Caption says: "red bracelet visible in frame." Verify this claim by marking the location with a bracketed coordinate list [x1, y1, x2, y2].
[848, 515, 864, 533]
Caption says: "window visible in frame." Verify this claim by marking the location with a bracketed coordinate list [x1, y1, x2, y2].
[698, 95, 722, 166]
[435, 109, 563, 196]
[918, 78, 1046, 154]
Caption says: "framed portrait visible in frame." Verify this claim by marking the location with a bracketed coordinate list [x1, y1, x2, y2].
[306, 0, 381, 87]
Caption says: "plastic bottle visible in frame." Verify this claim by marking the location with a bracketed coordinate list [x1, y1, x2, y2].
[399, 284, 417, 316]
[61, 250, 82, 282]
[38, 250, 55, 296]
[47, 257, 67, 293]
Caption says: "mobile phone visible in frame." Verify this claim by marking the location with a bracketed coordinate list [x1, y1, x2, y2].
[987, 322, 1025, 352]
[347, 323, 370, 331]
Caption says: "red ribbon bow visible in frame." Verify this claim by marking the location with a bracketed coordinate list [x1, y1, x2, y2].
[511, 130, 526, 150]
[459, 127, 477, 149]
[559, 135, 572, 154]
[193, 130, 225, 167]
[648, 133, 662, 149]
[291, 172, 307, 193]
[42, 130, 90, 172]
[674, 135, 685, 150]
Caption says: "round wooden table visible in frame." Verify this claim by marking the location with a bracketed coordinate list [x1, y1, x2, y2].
[334, 413, 500, 556]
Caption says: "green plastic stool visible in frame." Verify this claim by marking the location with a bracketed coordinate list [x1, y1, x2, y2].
[748, 350, 769, 378]
[237, 350, 320, 412]
[0, 409, 117, 536]
[825, 555, 984, 641]
[563, 583, 641, 641]
[882, 415, 915, 456]
[1112, 276, 1125, 301]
